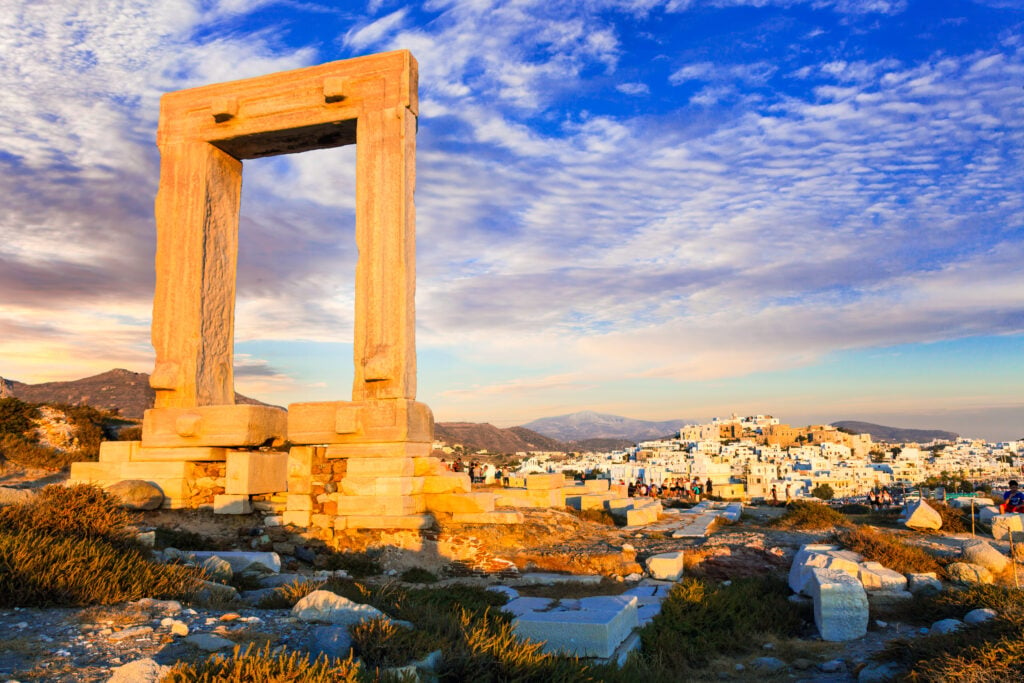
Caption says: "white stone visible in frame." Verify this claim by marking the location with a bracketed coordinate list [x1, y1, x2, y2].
[961, 539, 1009, 574]
[788, 544, 840, 594]
[510, 595, 639, 659]
[189, 550, 281, 574]
[991, 514, 1024, 541]
[979, 506, 1001, 524]
[106, 658, 170, 683]
[901, 500, 942, 530]
[293, 590, 389, 627]
[906, 572, 943, 596]
[857, 561, 908, 592]
[645, 551, 684, 581]
[807, 568, 868, 642]
[947, 562, 994, 585]
[929, 618, 963, 635]
[964, 608, 997, 625]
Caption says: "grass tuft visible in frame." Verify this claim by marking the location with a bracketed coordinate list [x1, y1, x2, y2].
[163, 643, 363, 682]
[839, 525, 943, 575]
[0, 484, 137, 546]
[399, 567, 438, 583]
[770, 499, 849, 531]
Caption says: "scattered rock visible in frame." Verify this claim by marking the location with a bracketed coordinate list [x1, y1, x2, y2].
[906, 573, 943, 596]
[752, 656, 786, 672]
[946, 562, 994, 586]
[964, 608, 997, 625]
[792, 657, 814, 670]
[961, 539, 1009, 574]
[109, 626, 154, 642]
[858, 661, 901, 682]
[901, 500, 942, 531]
[820, 659, 845, 673]
[929, 618, 963, 635]
[106, 658, 169, 683]
[292, 590, 389, 628]
[200, 556, 233, 583]
[184, 633, 235, 652]
[308, 625, 353, 659]
[194, 580, 239, 603]
[105, 480, 164, 510]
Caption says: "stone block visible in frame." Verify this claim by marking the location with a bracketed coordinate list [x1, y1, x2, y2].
[339, 476, 422, 497]
[992, 514, 1024, 541]
[857, 562, 908, 592]
[225, 450, 288, 495]
[421, 473, 471, 494]
[510, 595, 638, 658]
[576, 493, 616, 511]
[979, 505, 1001, 524]
[121, 461, 199, 480]
[338, 514, 433, 530]
[336, 495, 425, 516]
[99, 440, 138, 462]
[425, 492, 495, 513]
[287, 399, 433, 445]
[583, 479, 610, 492]
[343, 457, 415, 477]
[150, 478, 194, 500]
[324, 442, 433, 459]
[68, 461, 123, 482]
[526, 474, 565, 490]
[132, 446, 228, 462]
[646, 551, 684, 581]
[906, 572, 943, 596]
[190, 551, 281, 574]
[141, 405, 287, 448]
[213, 494, 252, 514]
[413, 456, 446, 476]
[961, 539, 1009, 574]
[807, 568, 868, 642]
[901, 500, 942, 530]
[286, 495, 314, 512]
[450, 511, 524, 524]
[283, 510, 312, 527]
[494, 488, 563, 508]
[603, 498, 634, 514]
[625, 506, 659, 527]
[788, 545, 840, 594]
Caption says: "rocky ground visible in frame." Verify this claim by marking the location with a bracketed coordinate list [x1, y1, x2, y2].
[0, 466, 1016, 682]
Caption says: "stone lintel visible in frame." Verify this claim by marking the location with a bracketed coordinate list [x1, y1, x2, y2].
[141, 405, 287, 448]
[287, 399, 433, 445]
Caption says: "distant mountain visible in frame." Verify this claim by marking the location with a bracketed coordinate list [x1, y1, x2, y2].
[833, 420, 958, 444]
[434, 422, 568, 454]
[521, 411, 687, 443]
[0, 369, 273, 419]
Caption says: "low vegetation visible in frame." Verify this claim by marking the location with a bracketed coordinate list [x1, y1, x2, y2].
[928, 500, 969, 533]
[879, 584, 1024, 681]
[164, 644, 364, 683]
[838, 525, 943, 575]
[0, 484, 204, 607]
[770, 499, 849, 531]
[0, 397, 117, 468]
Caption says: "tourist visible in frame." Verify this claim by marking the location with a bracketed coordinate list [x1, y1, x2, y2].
[867, 490, 877, 510]
[770, 485, 778, 505]
[705, 477, 714, 497]
[880, 487, 893, 507]
[1002, 480, 1024, 513]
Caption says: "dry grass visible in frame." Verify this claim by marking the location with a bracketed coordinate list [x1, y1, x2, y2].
[928, 500, 969, 533]
[838, 525, 944, 575]
[879, 584, 1024, 682]
[164, 643, 364, 683]
[770, 500, 849, 531]
[516, 578, 632, 600]
[0, 484, 137, 545]
[256, 579, 326, 609]
[565, 507, 620, 526]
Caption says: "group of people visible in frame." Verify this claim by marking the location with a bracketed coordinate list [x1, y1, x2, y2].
[627, 477, 714, 502]
[444, 457, 503, 485]
[866, 488, 894, 510]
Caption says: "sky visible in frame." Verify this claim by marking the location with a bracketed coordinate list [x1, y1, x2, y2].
[1, 0, 1023, 440]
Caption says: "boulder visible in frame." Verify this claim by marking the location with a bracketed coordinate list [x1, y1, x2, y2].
[106, 658, 169, 683]
[978, 506, 1001, 524]
[964, 608, 997, 625]
[184, 633, 235, 652]
[961, 539, 1009, 574]
[199, 556, 234, 583]
[105, 480, 164, 510]
[308, 625, 353, 659]
[901, 500, 942, 531]
[906, 573, 943, 597]
[946, 562, 994, 586]
[194, 580, 238, 603]
[929, 618, 963, 635]
[858, 661, 901, 683]
[292, 590, 389, 628]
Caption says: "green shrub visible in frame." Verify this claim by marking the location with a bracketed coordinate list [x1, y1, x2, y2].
[838, 503, 871, 515]
[770, 499, 849, 531]
[929, 500, 969, 533]
[256, 579, 326, 609]
[164, 643, 363, 682]
[0, 397, 37, 435]
[154, 526, 222, 551]
[0, 433, 73, 469]
[399, 567, 438, 583]
[637, 576, 804, 671]
[117, 425, 142, 441]
[0, 529, 204, 607]
[811, 483, 835, 500]
[0, 484, 137, 546]
[839, 525, 943, 575]
[349, 617, 438, 669]
[321, 551, 383, 578]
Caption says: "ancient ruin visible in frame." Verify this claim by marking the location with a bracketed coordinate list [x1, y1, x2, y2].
[70, 50, 498, 530]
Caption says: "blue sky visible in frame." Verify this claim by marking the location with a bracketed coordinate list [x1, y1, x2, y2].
[1, 0, 1022, 439]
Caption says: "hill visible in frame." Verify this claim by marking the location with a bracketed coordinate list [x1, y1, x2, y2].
[521, 410, 687, 443]
[434, 422, 567, 454]
[833, 420, 958, 444]
[0, 369, 273, 419]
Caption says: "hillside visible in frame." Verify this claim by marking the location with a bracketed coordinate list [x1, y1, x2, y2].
[521, 410, 687, 443]
[433, 422, 568, 454]
[0, 369, 273, 419]
[833, 420, 958, 444]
